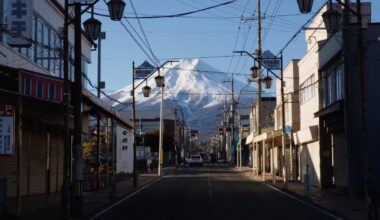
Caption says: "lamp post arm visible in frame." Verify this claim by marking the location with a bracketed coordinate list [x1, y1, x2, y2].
[233, 50, 281, 80]
[67, 0, 100, 26]
[134, 60, 179, 89]
[335, 0, 359, 16]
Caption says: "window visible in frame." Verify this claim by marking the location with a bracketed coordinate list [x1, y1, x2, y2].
[6, 12, 89, 80]
[322, 64, 344, 107]
[0, 0, 6, 43]
[300, 75, 315, 104]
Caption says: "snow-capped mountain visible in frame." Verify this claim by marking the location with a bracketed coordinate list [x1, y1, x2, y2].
[103, 59, 256, 141]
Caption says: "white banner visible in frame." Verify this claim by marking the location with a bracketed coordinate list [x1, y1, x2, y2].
[0, 105, 14, 155]
[7, 0, 33, 47]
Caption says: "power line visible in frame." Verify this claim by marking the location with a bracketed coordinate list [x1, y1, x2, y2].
[129, 0, 160, 66]
[94, 0, 237, 19]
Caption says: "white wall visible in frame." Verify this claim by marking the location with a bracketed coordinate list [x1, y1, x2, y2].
[275, 60, 299, 131]
[299, 142, 320, 186]
[298, 43, 320, 129]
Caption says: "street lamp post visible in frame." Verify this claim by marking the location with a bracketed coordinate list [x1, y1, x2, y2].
[96, 31, 106, 190]
[156, 74, 165, 176]
[233, 50, 287, 189]
[131, 61, 177, 180]
[296, 1, 377, 219]
[62, 0, 125, 217]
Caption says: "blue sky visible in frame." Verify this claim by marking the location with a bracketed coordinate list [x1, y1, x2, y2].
[87, 0, 380, 95]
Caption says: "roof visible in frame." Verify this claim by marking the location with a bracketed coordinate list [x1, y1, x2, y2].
[82, 89, 133, 129]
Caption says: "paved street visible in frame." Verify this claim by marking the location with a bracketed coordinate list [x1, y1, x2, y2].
[92, 167, 338, 220]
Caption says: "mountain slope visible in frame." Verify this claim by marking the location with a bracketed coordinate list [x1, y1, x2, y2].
[103, 59, 256, 141]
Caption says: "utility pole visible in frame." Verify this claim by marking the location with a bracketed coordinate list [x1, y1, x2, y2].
[280, 52, 287, 189]
[174, 108, 178, 166]
[256, 0, 262, 178]
[132, 62, 137, 187]
[62, 0, 71, 218]
[72, 3, 84, 216]
[158, 82, 164, 176]
[223, 76, 235, 164]
[231, 74, 235, 166]
[110, 114, 116, 199]
[96, 32, 105, 189]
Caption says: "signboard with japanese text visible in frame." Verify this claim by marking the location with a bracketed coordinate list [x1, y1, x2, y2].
[260, 50, 281, 70]
[68, 0, 96, 4]
[7, 0, 33, 47]
[0, 105, 14, 156]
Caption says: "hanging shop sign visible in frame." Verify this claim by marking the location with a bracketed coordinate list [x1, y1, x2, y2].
[0, 105, 14, 156]
[7, 0, 33, 47]
[69, 0, 96, 3]
[260, 50, 281, 70]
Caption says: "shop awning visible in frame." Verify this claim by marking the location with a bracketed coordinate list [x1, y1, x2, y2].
[294, 125, 318, 145]
[245, 132, 254, 144]
[252, 132, 268, 143]
[82, 88, 133, 129]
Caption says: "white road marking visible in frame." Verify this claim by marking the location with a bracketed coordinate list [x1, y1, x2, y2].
[89, 177, 162, 220]
[247, 175, 343, 220]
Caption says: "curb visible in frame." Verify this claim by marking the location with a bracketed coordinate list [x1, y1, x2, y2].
[240, 170, 345, 220]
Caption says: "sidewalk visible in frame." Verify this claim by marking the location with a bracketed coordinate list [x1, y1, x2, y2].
[3, 166, 176, 220]
[237, 166, 379, 220]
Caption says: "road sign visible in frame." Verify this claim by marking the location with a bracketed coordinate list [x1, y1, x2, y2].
[284, 125, 292, 136]
[68, 0, 96, 4]
[260, 50, 281, 70]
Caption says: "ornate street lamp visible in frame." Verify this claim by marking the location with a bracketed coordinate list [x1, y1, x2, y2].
[250, 65, 259, 79]
[83, 17, 102, 40]
[142, 85, 152, 97]
[296, 0, 314, 13]
[322, 7, 341, 33]
[263, 76, 273, 89]
[155, 75, 165, 88]
[107, 0, 126, 21]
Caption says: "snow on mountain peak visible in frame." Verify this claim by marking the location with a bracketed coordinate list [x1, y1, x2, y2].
[103, 59, 255, 141]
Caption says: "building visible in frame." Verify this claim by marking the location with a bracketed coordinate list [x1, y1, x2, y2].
[237, 111, 250, 166]
[274, 59, 300, 181]
[0, 0, 133, 215]
[246, 97, 276, 176]
[315, 18, 380, 196]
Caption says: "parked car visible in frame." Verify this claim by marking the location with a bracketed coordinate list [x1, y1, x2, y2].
[188, 155, 203, 167]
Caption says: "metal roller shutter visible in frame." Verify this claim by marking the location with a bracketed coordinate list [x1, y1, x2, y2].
[50, 130, 63, 193]
[0, 157, 17, 197]
[29, 128, 47, 195]
[20, 125, 31, 196]
[333, 131, 347, 189]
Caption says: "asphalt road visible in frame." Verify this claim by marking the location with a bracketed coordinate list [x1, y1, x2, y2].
[92, 167, 338, 220]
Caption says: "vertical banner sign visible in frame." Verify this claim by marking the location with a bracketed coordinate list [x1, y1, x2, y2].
[0, 105, 14, 155]
[7, 0, 33, 47]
